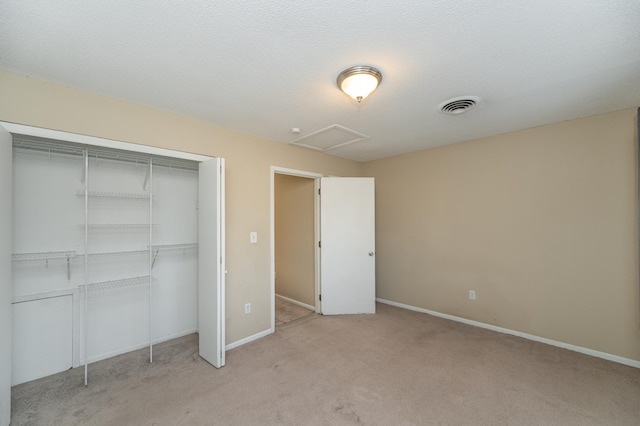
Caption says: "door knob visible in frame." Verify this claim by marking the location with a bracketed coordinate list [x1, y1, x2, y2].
[368, 251, 375, 256]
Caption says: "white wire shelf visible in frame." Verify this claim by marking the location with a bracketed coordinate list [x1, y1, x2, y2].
[76, 190, 151, 199]
[151, 243, 198, 252]
[12, 251, 77, 262]
[81, 275, 156, 294]
[73, 249, 150, 263]
[80, 223, 155, 230]
[70, 246, 197, 266]
[150, 243, 198, 268]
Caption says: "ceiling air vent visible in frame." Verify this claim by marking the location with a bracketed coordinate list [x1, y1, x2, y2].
[438, 96, 480, 115]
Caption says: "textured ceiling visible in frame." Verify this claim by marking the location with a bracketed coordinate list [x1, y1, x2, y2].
[1, 1, 639, 162]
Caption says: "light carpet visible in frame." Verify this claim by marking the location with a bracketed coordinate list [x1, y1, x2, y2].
[11, 303, 640, 425]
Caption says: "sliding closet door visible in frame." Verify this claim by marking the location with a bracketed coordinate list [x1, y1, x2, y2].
[0, 126, 12, 426]
[198, 158, 225, 368]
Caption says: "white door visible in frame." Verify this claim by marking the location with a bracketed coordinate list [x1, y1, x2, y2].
[0, 126, 12, 426]
[320, 177, 375, 315]
[198, 158, 226, 367]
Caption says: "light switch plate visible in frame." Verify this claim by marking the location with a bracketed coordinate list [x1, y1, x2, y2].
[250, 232, 258, 243]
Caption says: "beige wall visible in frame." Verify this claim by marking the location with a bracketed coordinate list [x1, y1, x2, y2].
[0, 70, 363, 344]
[363, 108, 640, 361]
[2, 69, 638, 362]
[274, 174, 316, 306]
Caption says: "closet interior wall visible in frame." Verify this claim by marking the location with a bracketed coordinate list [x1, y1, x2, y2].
[11, 136, 199, 386]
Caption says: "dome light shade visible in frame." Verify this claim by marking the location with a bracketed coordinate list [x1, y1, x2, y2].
[337, 66, 382, 103]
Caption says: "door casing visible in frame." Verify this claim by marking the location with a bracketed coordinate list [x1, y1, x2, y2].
[270, 166, 322, 331]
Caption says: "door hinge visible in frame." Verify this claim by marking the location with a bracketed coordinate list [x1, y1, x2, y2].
[318, 241, 321, 248]
[318, 188, 321, 196]
[319, 294, 322, 301]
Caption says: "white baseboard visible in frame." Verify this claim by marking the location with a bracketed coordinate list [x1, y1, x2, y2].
[275, 293, 316, 311]
[376, 298, 640, 369]
[86, 328, 197, 364]
[152, 329, 198, 346]
[225, 328, 273, 351]
[86, 327, 275, 364]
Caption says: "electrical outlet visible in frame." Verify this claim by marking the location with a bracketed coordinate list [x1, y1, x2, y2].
[250, 232, 258, 244]
[245, 303, 251, 314]
[469, 290, 476, 300]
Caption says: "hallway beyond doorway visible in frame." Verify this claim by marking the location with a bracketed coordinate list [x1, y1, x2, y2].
[275, 297, 315, 327]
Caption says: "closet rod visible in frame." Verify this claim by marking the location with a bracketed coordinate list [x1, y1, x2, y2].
[13, 141, 85, 158]
[13, 137, 199, 171]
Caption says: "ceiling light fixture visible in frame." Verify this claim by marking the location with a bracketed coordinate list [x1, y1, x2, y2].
[337, 65, 382, 103]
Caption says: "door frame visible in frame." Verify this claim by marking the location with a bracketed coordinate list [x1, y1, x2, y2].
[0, 122, 214, 162]
[270, 166, 322, 331]
[0, 125, 12, 426]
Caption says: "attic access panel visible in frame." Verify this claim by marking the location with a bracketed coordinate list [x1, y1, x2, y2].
[290, 124, 370, 152]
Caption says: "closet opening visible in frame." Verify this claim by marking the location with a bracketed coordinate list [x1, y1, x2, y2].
[1, 123, 225, 392]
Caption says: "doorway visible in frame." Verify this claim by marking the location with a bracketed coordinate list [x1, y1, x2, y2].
[270, 168, 377, 329]
[271, 167, 321, 330]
